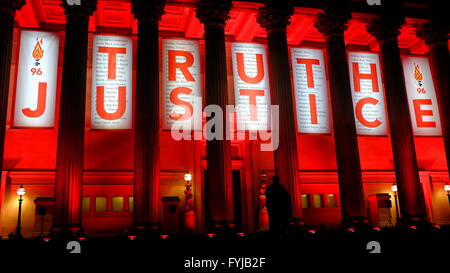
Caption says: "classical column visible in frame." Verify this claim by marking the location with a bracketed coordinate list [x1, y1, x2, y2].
[416, 18, 450, 182]
[0, 0, 25, 184]
[131, 0, 165, 233]
[314, 6, 367, 226]
[367, 5, 429, 226]
[52, 0, 96, 236]
[196, 0, 235, 231]
[257, 1, 303, 225]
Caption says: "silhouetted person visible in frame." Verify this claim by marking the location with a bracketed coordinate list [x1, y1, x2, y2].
[265, 175, 292, 236]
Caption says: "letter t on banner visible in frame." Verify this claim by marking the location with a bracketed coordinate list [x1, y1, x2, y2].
[291, 47, 330, 134]
[231, 42, 271, 131]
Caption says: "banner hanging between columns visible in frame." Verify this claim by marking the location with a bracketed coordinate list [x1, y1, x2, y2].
[91, 34, 133, 129]
[13, 31, 59, 128]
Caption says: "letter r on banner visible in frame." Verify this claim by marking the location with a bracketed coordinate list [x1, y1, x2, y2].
[168, 50, 195, 82]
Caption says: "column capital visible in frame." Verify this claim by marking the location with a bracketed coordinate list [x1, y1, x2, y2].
[131, 0, 166, 22]
[366, 15, 405, 42]
[366, 1, 405, 42]
[195, 0, 232, 27]
[314, 7, 352, 36]
[416, 20, 449, 46]
[60, 0, 97, 17]
[0, 0, 26, 16]
[257, 1, 294, 31]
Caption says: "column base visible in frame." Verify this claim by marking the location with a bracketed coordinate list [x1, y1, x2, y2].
[396, 216, 431, 230]
[207, 220, 237, 236]
[290, 218, 305, 227]
[340, 216, 370, 231]
[286, 218, 305, 236]
[128, 222, 161, 239]
[49, 224, 84, 240]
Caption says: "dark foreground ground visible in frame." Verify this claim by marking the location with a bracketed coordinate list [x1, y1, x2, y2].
[0, 226, 448, 271]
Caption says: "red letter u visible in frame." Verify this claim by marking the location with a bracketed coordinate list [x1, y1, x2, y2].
[96, 86, 126, 120]
[236, 53, 265, 84]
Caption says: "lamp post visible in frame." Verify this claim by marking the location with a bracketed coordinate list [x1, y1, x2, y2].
[444, 184, 450, 205]
[183, 171, 195, 231]
[184, 171, 193, 211]
[15, 185, 26, 239]
[391, 183, 400, 226]
[258, 172, 269, 231]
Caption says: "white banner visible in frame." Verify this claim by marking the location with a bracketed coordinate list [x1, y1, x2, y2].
[402, 56, 441, 136]
[14, 31, 59, 127]
[162, 39, 202, 131]
[231, 43, 271, 131]
[291, 48, 330, 134]
[91, 35, 132, 129]
[348, 52, 387, 135]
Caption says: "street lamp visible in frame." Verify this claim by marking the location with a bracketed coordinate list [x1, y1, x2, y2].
[184, 172, 192, 184]
[391, 184, 397, 193]
[391, 183, 400, 226]
[258, 172, 269, 232]
[15, 185, 25, 239]
[444, 184, 450, 205]
[184, 171, 193, 211]
[183, 171, 195, 231]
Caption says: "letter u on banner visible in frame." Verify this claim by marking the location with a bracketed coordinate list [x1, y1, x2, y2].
[14, 31, 59, 127]
[231, 42, 271, 131]
[348, 52, 387, 135]
[91, 35, 133, 129]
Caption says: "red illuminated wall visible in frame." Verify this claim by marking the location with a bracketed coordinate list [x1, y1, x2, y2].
[1, 0, 449, 237]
